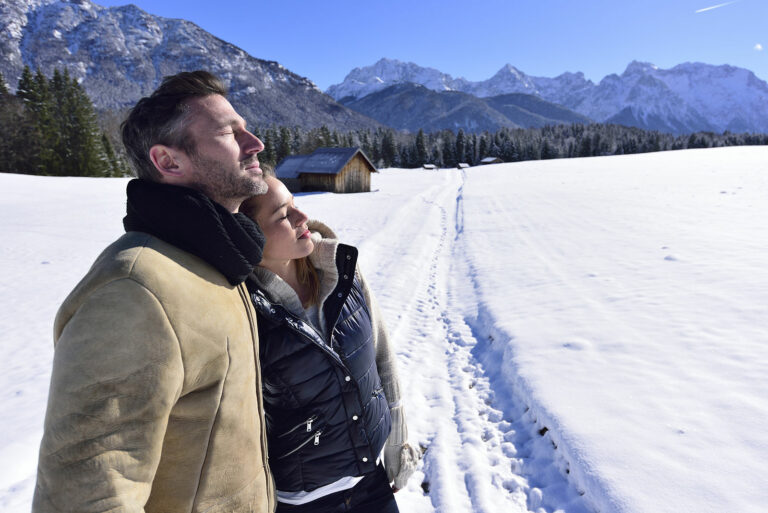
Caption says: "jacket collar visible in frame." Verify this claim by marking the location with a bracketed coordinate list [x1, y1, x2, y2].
[123, 178, 265, 286]
[250, 219, 342, 324]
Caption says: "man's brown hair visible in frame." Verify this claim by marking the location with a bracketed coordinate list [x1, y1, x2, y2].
[121, 70, 227, 181]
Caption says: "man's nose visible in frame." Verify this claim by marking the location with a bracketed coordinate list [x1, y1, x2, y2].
[243, 131, 264, 154]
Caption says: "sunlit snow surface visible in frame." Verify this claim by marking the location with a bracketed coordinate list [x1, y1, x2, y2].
[1, 147, 767, 513]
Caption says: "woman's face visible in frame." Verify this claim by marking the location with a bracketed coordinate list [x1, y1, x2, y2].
[253, 177, 314, 264]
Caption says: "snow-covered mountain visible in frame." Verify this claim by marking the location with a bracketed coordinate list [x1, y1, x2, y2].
[0, 0, 380, 130]
[338, 83, 591, 133]
[326, 58, 466, 100]
[327, 58, 768, 133]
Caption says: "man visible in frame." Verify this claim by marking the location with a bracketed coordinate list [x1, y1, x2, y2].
[33, 71, 275, 513]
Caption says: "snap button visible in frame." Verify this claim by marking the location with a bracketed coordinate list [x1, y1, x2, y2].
[352, 415, 359, 421]
[270, 308, 276, 314]
[345, 376, 351, 382]
[346, 255, 351, 260]
[362, 457, 368, 462]
[343, 274, 348, 280]
[337, 292, 343, 298]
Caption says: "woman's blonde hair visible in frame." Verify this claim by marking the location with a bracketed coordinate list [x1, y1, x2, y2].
[241, 173, 320, 306]
[295, 255, 320, 306]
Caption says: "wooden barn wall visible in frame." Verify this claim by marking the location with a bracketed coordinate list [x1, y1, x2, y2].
[300, 173, 336, 192]
[281, 178, 302, 193]
[334, 156, 371, 193]
[300, 155, 373, 193]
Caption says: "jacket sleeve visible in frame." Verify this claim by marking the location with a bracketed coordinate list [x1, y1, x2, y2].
[33, 278, 184, 513]
[355, 266, 404, 437]
[356, 266, 420, 489]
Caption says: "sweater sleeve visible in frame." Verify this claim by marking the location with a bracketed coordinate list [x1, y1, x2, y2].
[33, 279, 184, 513]
[355, 265, 407, 446]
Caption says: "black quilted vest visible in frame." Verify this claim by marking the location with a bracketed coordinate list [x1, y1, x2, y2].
[247, 244, 391, 492]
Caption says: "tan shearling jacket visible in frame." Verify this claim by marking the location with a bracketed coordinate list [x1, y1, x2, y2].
[33, 232, 275, 513]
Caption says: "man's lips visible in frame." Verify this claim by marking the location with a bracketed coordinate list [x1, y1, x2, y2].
[243, 158, 260, 171]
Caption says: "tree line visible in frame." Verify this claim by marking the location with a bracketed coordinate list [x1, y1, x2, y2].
[1, 68, 766, 177]
[0, 67, 127, 176]
[253, 124, 768, 170]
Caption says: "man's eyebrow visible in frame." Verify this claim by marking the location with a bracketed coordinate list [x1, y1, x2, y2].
[215, 117, 247, 130]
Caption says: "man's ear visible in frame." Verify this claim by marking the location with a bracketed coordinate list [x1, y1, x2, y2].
[149, 144, 185, 179]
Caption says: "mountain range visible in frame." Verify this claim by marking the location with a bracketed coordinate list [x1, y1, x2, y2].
[0, 0, 380, 131]
[338, 83, 590, 133]
[328, 58, 768, 134]
[2, 0, 767, 135]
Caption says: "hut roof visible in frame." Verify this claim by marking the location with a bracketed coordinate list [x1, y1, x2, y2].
[273, 155, 309, 179]
[274, 147, 376, 179]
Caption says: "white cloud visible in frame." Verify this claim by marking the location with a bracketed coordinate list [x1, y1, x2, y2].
[755, 44, 764, 52]
[695, 1, 740, 13]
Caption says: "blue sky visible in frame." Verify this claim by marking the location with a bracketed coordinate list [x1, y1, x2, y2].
[96, 0, 767, 90]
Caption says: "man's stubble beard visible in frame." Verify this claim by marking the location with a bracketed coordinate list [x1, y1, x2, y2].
[188, 153, 268, 206]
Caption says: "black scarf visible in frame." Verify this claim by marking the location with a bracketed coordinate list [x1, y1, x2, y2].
[123, 179, 265, 285]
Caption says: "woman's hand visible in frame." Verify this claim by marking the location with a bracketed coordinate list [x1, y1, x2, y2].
[384, 442, 421, 490]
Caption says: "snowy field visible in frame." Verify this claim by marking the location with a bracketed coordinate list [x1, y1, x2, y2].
[1, 146, 767, 513]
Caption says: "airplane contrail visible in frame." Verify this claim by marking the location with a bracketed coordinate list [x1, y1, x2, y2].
[695, 1, 740, 13]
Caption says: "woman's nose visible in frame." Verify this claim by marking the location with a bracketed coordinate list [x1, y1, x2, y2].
[292, 208, 308, 226]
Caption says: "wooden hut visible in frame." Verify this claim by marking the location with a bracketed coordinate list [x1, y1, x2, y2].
[422, 164, 437, 170]
[274, 147, 377, 193]
[480, 156, 503, 165]
[457, 163, 470, 169]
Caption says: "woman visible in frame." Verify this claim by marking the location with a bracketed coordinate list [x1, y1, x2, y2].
[242, 175, 419, 513]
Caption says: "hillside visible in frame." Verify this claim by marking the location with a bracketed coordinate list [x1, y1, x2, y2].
[0, 0, 380, 130]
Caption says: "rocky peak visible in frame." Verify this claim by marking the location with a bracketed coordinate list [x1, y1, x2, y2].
[0, 0, 380, 130]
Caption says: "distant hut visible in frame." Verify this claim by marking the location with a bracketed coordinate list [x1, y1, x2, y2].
[457, 163, 470, 169]
[274, 147, 377, 193]
[422, 164, 437, 170]
[272, 155, 306, 192]
[480, 157, 503, 165]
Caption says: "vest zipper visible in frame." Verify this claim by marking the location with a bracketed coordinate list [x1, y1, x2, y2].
[278, 429, 323, 460]
[277, 414, 318, 438]
[283, 316, 348, 371]
[253, 289, 352, 374]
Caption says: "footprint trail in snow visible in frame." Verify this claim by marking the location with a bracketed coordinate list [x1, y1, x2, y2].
[374, 169, 593, 513]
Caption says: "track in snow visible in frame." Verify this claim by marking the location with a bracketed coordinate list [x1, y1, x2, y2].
[376, 169, 592, 513]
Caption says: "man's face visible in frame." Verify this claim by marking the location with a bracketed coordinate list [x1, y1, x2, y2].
[182, 94, 267, 210]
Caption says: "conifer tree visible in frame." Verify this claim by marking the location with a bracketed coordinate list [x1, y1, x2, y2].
[478, 135, 488, 161]
[442, 136, 456, 167]
[12, 67, 109, 176]
[0, 72, 8, 97]
[455, 129, 467, 163]
[2, 69, 42, 174]
[277, 126, 291, 163]
[262, 127, 277, 166]
[291, 126, 302, 154]
[318, 125, 332, 147]
[15, 66, 35, 101]
[101, 133, 129, 177]
[415, 129, 428, 164]
[59, 71, 108, 176]
[360, 130, 373, 159]
[381, 130, 397, 167]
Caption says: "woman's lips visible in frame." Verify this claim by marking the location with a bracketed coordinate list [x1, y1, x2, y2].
[298, 229, 310, 239]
